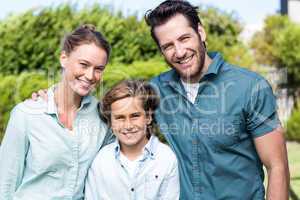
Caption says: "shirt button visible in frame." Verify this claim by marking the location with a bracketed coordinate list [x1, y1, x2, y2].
[131, 188, 134, 192]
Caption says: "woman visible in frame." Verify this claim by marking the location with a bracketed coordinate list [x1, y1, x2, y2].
[0, 24, 113, 200]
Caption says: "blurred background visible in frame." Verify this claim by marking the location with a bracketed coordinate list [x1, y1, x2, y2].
[0, 0, 299, 198]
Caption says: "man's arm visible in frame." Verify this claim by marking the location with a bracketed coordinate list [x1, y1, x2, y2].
[254, 127, 290, 200]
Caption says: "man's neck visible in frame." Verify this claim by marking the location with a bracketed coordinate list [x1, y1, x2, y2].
[181, 53, 213, 84]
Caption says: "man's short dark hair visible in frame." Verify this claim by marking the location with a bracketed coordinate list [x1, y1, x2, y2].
[145, 0, 202, 48]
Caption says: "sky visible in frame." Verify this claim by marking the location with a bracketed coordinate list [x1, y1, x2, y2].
[0, 0, 280, 40]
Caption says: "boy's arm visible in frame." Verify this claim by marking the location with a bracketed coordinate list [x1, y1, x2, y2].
[159, 156, 180, 200]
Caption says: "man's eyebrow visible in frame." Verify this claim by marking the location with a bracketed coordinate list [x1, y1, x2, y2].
[178, 33, 191, 39]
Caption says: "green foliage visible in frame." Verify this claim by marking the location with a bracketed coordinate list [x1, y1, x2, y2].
[0, 72, 49, 142]
[251, 15, 300, 90]
[0, 59, 167, 142]
[200, 7, 255, 67]
[0, 3, 254, 75]
[0, 3, 256, 142]
[286, 103, 300, 142]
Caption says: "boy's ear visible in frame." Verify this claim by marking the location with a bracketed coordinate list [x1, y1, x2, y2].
[146, 110, 153, 125]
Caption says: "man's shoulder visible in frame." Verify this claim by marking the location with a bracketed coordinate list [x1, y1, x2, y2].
[150, 69, 175, 85]
[223, 63, 266, 82]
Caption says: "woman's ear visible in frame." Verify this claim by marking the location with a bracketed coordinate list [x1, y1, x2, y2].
[60, 51, 68, 69]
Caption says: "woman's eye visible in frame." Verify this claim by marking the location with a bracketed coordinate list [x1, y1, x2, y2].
[80, 63, 88, 67]
[95, 67, 105, 72]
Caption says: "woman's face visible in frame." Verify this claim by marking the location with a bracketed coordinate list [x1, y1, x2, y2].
[60, 43, 108, 96]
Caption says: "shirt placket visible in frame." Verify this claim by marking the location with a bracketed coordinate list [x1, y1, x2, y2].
[191, 126, 203, 199]
[66, 115, 80, 198]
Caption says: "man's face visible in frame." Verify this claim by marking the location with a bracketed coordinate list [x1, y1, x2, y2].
[154, 14, 206, 83]
[110, 97, 151, 151]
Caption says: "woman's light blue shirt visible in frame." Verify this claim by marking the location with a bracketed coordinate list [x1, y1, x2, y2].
[0, 87, 113, 200]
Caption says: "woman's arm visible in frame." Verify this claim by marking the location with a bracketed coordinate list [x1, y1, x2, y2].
[0, 105, 29, 200]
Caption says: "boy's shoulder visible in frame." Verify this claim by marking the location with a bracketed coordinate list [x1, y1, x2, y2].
[92, 142, 116, 164]
[155, 139, 177, 162]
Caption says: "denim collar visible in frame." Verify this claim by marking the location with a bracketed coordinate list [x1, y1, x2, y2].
[161, 51, 224, 84]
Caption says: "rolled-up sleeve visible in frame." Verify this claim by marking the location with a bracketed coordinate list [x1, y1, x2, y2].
[245, 77, 280, 138]
[0, 105, 29, 200]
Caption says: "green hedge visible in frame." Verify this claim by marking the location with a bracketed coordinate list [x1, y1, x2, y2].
[0, 59, 167, 142]
[286, 104, 300, 142]
[0, 3, 254, 75]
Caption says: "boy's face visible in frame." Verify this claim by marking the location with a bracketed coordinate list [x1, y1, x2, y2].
[111, 97, 151, 150]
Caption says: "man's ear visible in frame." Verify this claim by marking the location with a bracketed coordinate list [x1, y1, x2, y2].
[197, 23, 206, 42]
[60, 51, 68, 69]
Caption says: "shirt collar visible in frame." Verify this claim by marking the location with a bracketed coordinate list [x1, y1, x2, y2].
[45, 85, 93, 115]
[114, 135, 159, 160]
[203, 52, 224, 76]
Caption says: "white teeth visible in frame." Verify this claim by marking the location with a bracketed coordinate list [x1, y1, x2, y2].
[179, 55, 193, 64]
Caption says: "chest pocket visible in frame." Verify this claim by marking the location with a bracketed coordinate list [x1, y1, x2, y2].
[144, 173, 164, 200]
[197, 116, 241, 149]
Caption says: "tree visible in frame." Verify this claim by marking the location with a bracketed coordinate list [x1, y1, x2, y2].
[251, 15, 300, 102]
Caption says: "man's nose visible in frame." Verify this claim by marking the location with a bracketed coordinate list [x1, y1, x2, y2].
[174, 43, 186, 59]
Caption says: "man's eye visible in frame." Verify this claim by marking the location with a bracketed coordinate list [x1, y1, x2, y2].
[162, 45, 173, 52]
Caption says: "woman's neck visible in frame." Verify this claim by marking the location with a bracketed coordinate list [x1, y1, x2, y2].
[54, 82, 82, 130]
[55, 82, 81, 112]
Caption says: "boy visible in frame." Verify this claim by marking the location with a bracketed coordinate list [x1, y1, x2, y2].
[85, 80, 179, 200]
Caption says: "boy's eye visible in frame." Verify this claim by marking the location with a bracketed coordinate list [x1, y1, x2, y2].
[115, 116, 125, 120]
[131, 113, 141, 118]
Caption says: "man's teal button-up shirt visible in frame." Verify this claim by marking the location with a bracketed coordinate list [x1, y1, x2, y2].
[151, 52, 280, 200]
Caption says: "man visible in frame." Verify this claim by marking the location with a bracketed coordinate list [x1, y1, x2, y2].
[84, 80, 179, 200]
[145, 0, 290, 199]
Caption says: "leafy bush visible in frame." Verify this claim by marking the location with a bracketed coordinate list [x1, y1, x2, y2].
[0, 59, 168, 142]
[0, 3, 254, 75]
[0, 72, 49, 142]
[286, 104, 300, 142]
